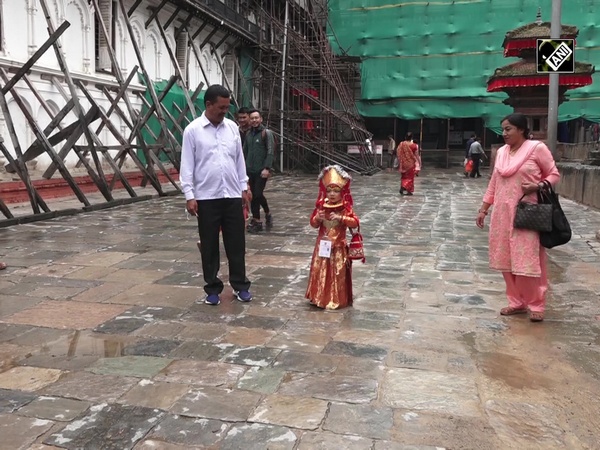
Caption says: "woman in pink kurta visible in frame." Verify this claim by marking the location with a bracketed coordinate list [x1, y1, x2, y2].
[476, 113, 560, 322]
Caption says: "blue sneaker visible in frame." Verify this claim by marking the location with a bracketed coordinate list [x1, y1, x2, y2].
[204, 294, 220, 305]
[234, 290, 253, 302]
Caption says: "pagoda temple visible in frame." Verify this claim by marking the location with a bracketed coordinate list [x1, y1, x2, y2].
[487, 10, 595, 140]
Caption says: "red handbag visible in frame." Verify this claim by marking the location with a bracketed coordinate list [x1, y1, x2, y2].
[348, 225, 366, 263]
[465, 160, 474, 173]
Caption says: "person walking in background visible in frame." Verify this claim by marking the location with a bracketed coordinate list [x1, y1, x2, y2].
[305, 165, 359, 310]
[180, 84, 252, 305]
[397, 132, 419, 195]
[387, 134, 396, 170]
[236, 106, 251, 156]
[468, 136, 487, 178]
[245, 109, 275, 233]
[465, 133, 476, 177]
[476, 113, 560, 323]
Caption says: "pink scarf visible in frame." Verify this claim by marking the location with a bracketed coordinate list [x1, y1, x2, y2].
[494, 140, 539, 177]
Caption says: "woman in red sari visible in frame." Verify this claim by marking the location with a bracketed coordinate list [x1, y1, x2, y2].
[397, 132, 419, 195]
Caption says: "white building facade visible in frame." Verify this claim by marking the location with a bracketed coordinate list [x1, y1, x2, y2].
[0, 0, 249, 171]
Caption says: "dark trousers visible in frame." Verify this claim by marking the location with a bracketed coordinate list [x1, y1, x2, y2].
[196, 198, 250, 295]
[469, 155, 482, 177]
[388, 153, 395, 168]
[248, 172, 270, 220]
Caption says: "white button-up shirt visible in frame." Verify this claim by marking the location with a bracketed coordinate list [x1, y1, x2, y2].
[180, 113, 248, 201]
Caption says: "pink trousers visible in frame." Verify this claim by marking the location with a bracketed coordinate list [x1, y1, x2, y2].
[502, 247, 548, 312]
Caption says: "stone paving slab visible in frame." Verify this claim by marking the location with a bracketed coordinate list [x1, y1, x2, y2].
[1, 170, 600, 448]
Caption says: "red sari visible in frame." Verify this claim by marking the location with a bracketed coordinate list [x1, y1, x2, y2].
[397, 140, 419, 193]
[305, 205, 359, 310]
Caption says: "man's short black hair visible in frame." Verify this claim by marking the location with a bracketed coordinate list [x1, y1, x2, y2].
[204, 84, 230, 106]
[248, 108, 261, 116]
[237, 106, 250, 115]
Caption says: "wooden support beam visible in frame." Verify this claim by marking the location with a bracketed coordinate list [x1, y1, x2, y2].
[95, 66, 138, 137]
[144, 0, 169, 28]
[128, 75, 178, 143]
[212, 34, 229, 51]
[153, 16, 196, 117]
[175, 14, 194, 39]
[127, 0, 143, 17]
[4, 99, 75, 172]
[191, 22, 208, 42]
[0, 70, 90, 207]
[163, 6, 181, 30]
[200, 27, 219, 49]
[211, 45, 238, 108]
[0, 139, 50, 213]
[89, 0, 163, 195]
[189, 38, 211, 88]
[38, 0, 112, 201]
[119, 0, 174, 194]
[0, 195, 14, 219]
[1, 21, 70, 95]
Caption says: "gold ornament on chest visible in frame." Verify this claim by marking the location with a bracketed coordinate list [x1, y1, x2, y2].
[323, 219, 340, 229]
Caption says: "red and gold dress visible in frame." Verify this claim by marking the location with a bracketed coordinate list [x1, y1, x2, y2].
[305, 203, 359, 310]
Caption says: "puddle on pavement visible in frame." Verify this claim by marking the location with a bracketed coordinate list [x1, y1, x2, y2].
[35, 330, 133, 358]
[460, 331, 551, 390]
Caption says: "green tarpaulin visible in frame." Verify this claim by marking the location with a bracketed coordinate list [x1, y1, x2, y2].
[328, 0, 600, 128]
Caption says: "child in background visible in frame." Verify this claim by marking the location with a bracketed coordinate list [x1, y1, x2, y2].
[305, 165, 360, 310]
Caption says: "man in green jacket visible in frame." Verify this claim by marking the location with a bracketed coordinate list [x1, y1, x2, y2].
[245, 109, 274, 233]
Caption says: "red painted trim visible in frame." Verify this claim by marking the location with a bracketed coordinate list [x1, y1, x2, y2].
[487, 74, 593, 92]
[0, 169, 179, 204]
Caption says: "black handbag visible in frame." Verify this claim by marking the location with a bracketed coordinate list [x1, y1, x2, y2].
[538, 181, 572, 248]
[513, 193, 553, 232]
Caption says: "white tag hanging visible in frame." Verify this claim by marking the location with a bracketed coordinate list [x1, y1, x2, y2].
[318, 238, 332, 258]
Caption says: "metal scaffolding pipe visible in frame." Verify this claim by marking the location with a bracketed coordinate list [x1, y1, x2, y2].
[279, 1, 290, 173]
[547, 0, 562, 156]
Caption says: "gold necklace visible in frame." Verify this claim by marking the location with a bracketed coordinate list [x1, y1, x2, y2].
[509, 143, 523, 155]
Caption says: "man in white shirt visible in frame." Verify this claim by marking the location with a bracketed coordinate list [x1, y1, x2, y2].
[180, 84, 252, 305]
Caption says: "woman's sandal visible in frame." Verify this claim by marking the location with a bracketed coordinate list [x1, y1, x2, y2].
[529, 311, 544, 322]
[0, 262, 7, 270]
[500, 306, 527, 316]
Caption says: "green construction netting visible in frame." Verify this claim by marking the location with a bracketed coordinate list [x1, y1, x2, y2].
[328, 0, 600, 128]
[139, 79, 205, 163]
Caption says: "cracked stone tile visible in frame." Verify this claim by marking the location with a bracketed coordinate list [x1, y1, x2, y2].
[124, 339, 182, 357]
[373, 443, 446, 450]
[219, 423, 298, 450]
[0, 414, 55, 449]
[0, 295, 42, 317]
[170, 386, 261, 421]
[132, 322, 186, 339]
[105, 284, 200, 309]
[297, 431, 373, 449]
[219, 326, 277, 346]
[236, 367, 286, 394]
[273, 350, 338, 373]
[0, 388, 37, 413]
[249, 394, 328, 430]
[323, 402, 394, 439]
[17, 396, 90, 421]
[381, 368, 480, 417]
[144, 415, 228, 447]
[44, 403, 164, 449]
[228, 315, 288, 330]
[322, 341, 388, 361]
[279, 373, 377, 404]
[0, 366, 63, 392]
[169, 341, 235, 361]
[153, 360, 246, 387]
[118, 380, 189, 410]
[222, 346, 282, 367]
[266, 330, 332, 353]
[41, 371, 138, 403]
[88, 356, 172, 378]
[2, 301, 129, 330]
[485, 399, 565, 447]
[134, 440, 202, 450]
[176, 322, 229, 341]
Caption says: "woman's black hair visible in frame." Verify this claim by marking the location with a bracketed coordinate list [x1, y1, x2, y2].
[501, 113, 530, 139]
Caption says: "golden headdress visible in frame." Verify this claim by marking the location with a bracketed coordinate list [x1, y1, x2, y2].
[316, 165, 353, 209]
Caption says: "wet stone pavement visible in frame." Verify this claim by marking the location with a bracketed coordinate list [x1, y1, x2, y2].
[1, 168, 600, 450]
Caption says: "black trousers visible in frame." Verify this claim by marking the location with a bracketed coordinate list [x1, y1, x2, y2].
[248, 172, 270, 220]
[196, 198, 250, 295]
[469, 155, 482, 177]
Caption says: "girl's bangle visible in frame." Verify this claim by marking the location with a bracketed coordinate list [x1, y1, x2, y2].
[478, 209, 488, 215]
